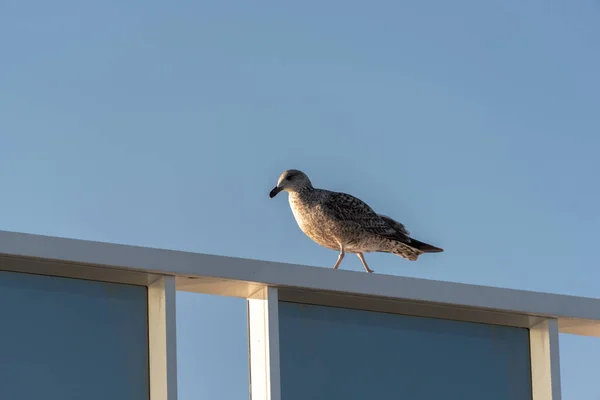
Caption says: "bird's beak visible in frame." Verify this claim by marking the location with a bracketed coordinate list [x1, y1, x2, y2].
[269, 186, 283, 198]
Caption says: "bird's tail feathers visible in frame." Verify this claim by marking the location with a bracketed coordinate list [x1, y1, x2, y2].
[408, 238, 443, 253]
[389, 238, 443, 261]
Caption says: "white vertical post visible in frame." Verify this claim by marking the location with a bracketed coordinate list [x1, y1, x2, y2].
[148, 276, 178, 400]
[247, 287, 281, 400]
[530, 319, 562, 400]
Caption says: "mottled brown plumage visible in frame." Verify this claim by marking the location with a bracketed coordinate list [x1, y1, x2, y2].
[269, 169, 443, 273]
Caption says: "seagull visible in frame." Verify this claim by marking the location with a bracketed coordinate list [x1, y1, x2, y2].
[269, 169, 443, 273]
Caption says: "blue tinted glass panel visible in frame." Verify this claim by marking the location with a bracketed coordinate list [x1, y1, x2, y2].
[0, 271, 149, 400]
[278, 301, 532, 400]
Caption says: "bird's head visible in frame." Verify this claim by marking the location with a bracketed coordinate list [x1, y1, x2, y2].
[269, 169, 312, 198]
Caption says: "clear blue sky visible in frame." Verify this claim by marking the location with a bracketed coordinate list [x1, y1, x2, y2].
[1, 1, 599, 398]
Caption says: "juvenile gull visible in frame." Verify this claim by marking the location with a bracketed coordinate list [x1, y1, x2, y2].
[269, 169, 443, 273]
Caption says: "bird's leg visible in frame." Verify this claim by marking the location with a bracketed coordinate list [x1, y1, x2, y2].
[333, 246, 345, 270]
[356, 253, 374, 273]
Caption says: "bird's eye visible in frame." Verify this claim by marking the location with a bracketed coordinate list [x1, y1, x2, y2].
[285, 176, 292, 181]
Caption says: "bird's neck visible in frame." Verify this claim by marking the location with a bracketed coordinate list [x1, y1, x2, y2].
[289, 185, 314, 202]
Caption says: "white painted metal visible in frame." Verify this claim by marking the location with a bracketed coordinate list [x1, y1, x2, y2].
[530, 319, 562, 400]
[0, 251, 159, 286]
[247, 287, 281, 400]
[148, 276, 179, 400]
[1, 230, 600, 338]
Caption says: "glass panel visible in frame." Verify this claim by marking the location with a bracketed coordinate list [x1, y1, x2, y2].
[0, 270, 149, 400]
[279, 301, 532, 400]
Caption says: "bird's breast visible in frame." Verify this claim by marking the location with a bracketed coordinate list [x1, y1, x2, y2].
[288, 195, 316, 232]
[288, 194, 339, 249]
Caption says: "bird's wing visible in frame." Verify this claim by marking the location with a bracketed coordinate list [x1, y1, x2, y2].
[321, 192, 411, 243]
[378, 214, 410, 236]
